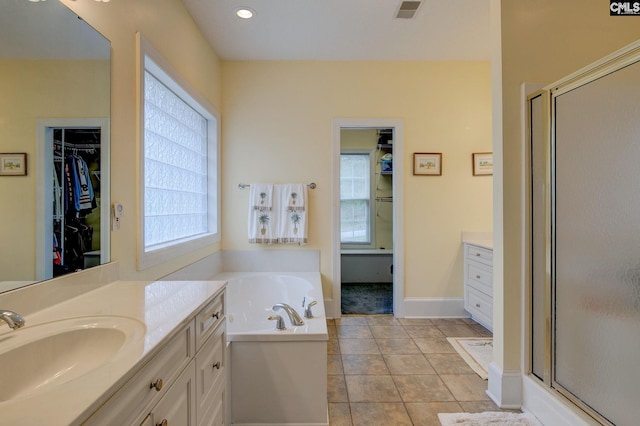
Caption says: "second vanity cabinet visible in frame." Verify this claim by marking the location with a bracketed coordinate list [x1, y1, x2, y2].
[84, 289, 226, 426]
[463, 242, 493, 331]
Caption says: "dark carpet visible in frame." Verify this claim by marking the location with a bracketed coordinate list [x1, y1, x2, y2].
[341, 282, 393, 315]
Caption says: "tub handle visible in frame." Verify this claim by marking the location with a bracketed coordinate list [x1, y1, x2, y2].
[268, 315, 286, 330]
[304, 300, 318, 319]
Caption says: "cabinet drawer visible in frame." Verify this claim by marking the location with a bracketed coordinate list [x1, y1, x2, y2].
[198, 384, 225, 426]
[466, 286, 493, 328]
[196, 291, 225, 350]
[466, 262, 493, 296]
[84, 324, 194, 426]
[147, 361, 197, 426]
[465, 244, 493, 266]
[196, 322, 225, 423]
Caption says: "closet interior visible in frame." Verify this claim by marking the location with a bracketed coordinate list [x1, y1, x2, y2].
[52, 128, 102, 277]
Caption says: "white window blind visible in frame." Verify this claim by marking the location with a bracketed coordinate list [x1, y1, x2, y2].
[144, 71, 209, 248]
[340, 153, 372, 244]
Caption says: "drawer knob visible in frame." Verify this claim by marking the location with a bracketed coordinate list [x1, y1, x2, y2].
[475, 303, 481, 308]
[212, 311, 220, 319]
[475, 275, 481, 279]
[150, 378, 163, 392]
[475, 253, 481, 256]
[156, 420, 168, 426]
[213, 361, 221, 370]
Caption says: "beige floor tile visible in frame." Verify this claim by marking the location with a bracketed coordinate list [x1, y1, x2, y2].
[345, 375, 401, 402]
[350, 403, 413, 426]
[335, 316, 368, 326]
[393, 375, 456, 402]
[338, 325, 374, 339]
[435, 324, 480, 337]
[328, 403, 353, 425]
[397, 318, 434, 326]
[327, 318, 336, 326]
[376, 338, 421, 354]
[328, 339, 341, 354]
[440, 374, 491, 401]
[328, 375, 349, 402]
[425, 352, 475, 374]
[384, 354, 436, 375]
[431, 318, 468, 326]
[365, 316, 400, 326]
[403, 325, 445, 338]
[370, 325, 409, 339]
[342, 354, 389, 375]
[469, 324, 493, 337]
[327, 324, 338, 340]
[328, 354, 344, 375]
[405, 402, 463, 425]
[413, 337, 456, 354]
[339, 338, 380, 354]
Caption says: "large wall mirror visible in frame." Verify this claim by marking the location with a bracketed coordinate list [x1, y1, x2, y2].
[0, 0, 111, 293]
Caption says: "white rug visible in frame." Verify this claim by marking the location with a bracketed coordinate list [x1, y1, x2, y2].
[447, 337, 492, 379]
[438, 411, 542, 426]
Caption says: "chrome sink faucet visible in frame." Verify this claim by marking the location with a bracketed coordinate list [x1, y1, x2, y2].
[272, 303, 304, 326]
[0, 310, 25, 330]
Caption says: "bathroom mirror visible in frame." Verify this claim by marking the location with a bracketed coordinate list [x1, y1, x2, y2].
[0, 0, 111, 292]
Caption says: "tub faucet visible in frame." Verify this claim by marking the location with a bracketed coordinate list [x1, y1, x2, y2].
[304, 300, 317, 319]
[272, 303, 304, 326]
[0, 310, 25, 330]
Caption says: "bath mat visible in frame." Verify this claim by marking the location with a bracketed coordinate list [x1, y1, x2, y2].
[447, 337, 492, 379]
[438, 411, 542, 426]
[341, 282, 393, 315]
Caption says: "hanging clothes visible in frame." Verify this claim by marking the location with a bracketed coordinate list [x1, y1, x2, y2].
[64, 154, 96, 217]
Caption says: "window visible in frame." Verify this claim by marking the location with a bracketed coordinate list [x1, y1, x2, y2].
[137, 35, 220, 269]
[340, 151, 374, 245]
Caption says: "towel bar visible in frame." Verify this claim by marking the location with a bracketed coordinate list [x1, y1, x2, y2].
[238, 182, 316, 189]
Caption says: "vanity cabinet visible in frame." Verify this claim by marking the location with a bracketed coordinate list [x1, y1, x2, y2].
[84, 289, 226, 426]
[463, 243, 493, 331]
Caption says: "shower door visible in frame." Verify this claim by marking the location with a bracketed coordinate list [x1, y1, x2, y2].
[550, 53, 640, 425]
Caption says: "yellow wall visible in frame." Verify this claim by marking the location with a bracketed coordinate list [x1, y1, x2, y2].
[0, 60, 108, 280]
[499, 0, 640, 371]
[60, 0, 223, 280]
[221, 61, 493, 299]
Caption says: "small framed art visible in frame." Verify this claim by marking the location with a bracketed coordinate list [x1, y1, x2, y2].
[413, 152, 442, 176]
[0, 153, 27, 176]
[472, 152, 493, 176]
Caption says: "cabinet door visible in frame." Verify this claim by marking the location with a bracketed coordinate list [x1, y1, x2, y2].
[196, 324, 225, 426]
[149, 362, 196, 426]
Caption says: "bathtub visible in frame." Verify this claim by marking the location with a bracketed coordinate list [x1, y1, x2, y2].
[214, 272, 328, 426]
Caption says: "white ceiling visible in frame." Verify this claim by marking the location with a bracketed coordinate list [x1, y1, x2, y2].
[181, 0, 492, 61]
[0, 0, 109, 60]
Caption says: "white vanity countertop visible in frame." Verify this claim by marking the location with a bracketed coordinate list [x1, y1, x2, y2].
[463, 239, 493, 250]
[462, 231, 493, 250]
[0, 279, 226, 426]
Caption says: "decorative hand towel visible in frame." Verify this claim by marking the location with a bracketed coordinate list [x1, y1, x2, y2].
[250, 183, 273, 211]
[283, 183, 305, 212]
[277, 184, 308, 244]
[248, 184, 275, 243]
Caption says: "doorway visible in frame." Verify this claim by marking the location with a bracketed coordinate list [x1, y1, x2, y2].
[36, 118, 110, 281]
[331, 118, 404, 319]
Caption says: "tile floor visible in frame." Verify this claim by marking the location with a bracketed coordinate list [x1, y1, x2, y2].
[326, 316, 515, 425]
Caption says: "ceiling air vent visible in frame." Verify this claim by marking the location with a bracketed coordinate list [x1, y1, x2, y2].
[395, 1, 422, 19]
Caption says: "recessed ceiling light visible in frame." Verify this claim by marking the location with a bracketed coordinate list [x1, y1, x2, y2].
[236, 8, 254, 19]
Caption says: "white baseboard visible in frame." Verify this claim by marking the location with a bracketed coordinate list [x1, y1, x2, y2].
[486, 362, 522, 409]
[403, 297, 466, 318]
[325, 297, 466, 319]
[522, 375, 595, 426]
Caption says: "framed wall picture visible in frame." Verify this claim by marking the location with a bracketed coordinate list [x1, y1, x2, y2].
[413, 152, 442, 176]
[0, 153, 27, 176]
[472, 152, 493, 176]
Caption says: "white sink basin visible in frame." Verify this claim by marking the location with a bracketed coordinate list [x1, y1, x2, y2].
[0, 316, 145, 402]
